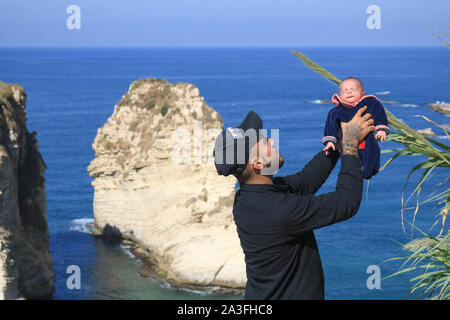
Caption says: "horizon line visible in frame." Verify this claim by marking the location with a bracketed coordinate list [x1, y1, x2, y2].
[0, 45, 446, 49]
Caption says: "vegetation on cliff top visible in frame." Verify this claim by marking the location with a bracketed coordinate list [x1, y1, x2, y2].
[0, 81, 13, 102]
[118, 78, 175, 111]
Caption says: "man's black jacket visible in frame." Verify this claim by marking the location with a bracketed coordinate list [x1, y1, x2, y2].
[232, 151, 363, 299]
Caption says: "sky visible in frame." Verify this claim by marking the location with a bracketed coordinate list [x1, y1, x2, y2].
[0, 0, 449, 47]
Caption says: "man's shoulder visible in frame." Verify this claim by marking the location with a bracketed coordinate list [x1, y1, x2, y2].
[273, 176, 297, 192]
[234, 183, 291, 209]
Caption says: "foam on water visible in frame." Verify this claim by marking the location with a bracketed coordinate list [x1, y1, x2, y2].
[309, 99, 329, 104]
[120, 244, 137, 259]
[69, 218, 95, 234]
[392, 103, 419, 108]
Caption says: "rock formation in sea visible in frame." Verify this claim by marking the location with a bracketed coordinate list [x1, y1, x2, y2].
[88, 79, 246, 292]
[0, 81, 54, 299]
[428, 102, 450, 115]
[416, 127, 437, 137]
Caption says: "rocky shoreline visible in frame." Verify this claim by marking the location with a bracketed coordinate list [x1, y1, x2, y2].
[91, 224, 244, 295]
[129, 239, 243, 295]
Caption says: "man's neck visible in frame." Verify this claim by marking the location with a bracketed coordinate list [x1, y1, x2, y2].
[245, 174, 273, 185]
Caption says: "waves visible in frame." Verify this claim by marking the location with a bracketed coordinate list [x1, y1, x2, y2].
[119, 244, 137, 259]
[309, 99, 331, 104]
[69, 218, 95, 234]
[69, 218, 138, 258]
[391, 103, 419, 108]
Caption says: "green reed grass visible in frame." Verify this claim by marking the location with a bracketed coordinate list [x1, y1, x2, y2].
[291, 47, 449, 299]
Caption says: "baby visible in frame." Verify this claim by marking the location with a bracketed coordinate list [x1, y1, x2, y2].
[322, 77, 390, 179]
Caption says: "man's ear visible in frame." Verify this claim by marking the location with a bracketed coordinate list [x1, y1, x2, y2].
[249, 156, 264, 170]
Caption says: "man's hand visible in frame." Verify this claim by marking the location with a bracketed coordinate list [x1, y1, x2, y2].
[340, 106, 375, 157]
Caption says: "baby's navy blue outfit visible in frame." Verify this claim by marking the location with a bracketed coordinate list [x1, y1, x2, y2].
[321, 94, 390, 179]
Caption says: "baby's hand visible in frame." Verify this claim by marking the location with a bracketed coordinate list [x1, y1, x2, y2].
[323, 141, 336, 155]
[375, 130, 387, 141]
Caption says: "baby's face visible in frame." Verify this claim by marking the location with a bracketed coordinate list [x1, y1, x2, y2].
[339, 79, 364, 104]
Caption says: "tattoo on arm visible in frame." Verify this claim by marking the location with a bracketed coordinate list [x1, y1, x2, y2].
[342, 143, 359, 156]
[342, 123, 362, 157]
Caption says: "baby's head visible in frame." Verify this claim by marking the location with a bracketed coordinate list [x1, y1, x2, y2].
[339, 77, 365, 105]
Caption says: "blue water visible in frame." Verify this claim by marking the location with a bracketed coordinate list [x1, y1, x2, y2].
[0, 47, 448, 300]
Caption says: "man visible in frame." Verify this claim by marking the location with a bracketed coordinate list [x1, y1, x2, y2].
[214, 107, 375, 299]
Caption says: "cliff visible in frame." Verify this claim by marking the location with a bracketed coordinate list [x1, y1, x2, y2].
[0, 81, 54, 299]
[88, 79, 246, 292]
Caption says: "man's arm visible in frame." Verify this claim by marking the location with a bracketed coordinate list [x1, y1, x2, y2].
[275, 108, 344, 195]
[278, 154, 363, 237]
[278, 106, 374, 236]
[274, 149, 340, 195]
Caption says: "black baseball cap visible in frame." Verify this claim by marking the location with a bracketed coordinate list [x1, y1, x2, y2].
[213, 110, 264, 176]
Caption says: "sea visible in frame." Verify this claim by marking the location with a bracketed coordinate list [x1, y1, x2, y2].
[0, 47, 448, 300]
